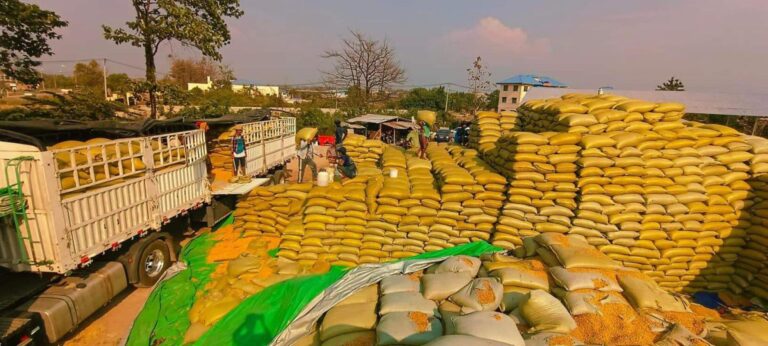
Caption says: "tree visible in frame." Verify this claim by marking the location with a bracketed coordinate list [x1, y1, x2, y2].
[107, 73, 133, 94]
[73, 60, 104, 92]
[168, 57, 219, 88]
[322, 30, 406, 106]
[0, 1, 67, 84]
[467, 56, 492, 115]
[103, 1, 243, 118]
[18, 91, 128, 120]
[656, 76, 685, 91]
[486, 89, 499, 110]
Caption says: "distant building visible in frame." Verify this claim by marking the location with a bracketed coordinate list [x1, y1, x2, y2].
[187, 77, 280, 97]
[496, 74, 566, 112]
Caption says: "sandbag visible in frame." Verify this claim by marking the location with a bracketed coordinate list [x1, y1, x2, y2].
[377, 311, 443, 346]
[519, 290, 577, 334]
[452, 311, 525, 346]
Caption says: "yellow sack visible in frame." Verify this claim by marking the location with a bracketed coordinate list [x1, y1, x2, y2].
[296, 127, 318, 145]
[416, 110, 437, 126]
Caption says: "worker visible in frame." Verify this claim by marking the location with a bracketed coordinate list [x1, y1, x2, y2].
[297, 135, 318, 183]
[454, 126, 463, 144]
[334, 119, 347, 149]
[231, 126, 247, 177]
[336, 147, 357, 179]
[418, 120, 429, 159]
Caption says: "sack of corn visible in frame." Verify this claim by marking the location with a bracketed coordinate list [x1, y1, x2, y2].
[467, 111, 502, 154]
[50, 138, 147, 193]
[234, 183, 311, 238]
[296, 127, 318, 145]
[342, 134, 384, 165]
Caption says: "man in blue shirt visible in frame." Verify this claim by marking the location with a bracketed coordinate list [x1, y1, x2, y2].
[231, 126, 247, 176]
[336, 146, 357, 179]
[334, 119, 347, 149]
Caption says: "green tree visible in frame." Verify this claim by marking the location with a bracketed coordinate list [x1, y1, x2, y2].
[73, 60, 104, 92]
[486, 89, 499, 110]
[168, 57, 219, 88]
[42, 73, 74, 90]
[656, 76, 685, 91]
[107, 73, 133, 94]
[19, 91, 127, 120]
[103, 0, 243, 118]
[0, 1, 67, 84]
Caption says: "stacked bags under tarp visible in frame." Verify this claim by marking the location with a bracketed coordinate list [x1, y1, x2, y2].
[426, 144, 483, 249]
[732, 136, 768, 299]
[446, 146, 507, 247]
[483, 132, 581, 250]
[233, 183, 311, 237]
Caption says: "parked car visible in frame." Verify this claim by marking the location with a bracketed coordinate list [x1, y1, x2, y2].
[435, 127, 451, 143]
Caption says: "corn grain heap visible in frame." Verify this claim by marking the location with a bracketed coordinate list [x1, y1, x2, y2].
[467, 111, 502, 153]
[733, 136, 768, 299]
[426, 144, 481, 248]
[446, 146, 507, 247]
[232, 183, 311, 237]
[483, 132, 581, 250]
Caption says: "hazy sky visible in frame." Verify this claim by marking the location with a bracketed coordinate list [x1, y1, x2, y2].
[32, 0, 768, 93]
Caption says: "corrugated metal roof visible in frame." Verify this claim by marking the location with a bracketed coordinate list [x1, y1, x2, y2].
[383, 121, 417, 130]
[522, 88, 768, 117]
[346, 114, 408, 124]
[497, 74, 566, 87]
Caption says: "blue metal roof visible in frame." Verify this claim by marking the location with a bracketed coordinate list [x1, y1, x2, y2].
[497, 74, 566, 87]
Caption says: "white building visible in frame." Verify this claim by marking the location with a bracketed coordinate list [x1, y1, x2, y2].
[187, 77, 279, 97]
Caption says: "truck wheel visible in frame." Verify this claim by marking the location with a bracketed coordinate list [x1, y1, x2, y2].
[137, 239, 171, 287]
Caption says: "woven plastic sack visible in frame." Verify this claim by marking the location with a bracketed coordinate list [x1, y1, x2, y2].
[379, 292, 439, 316]
[617, 275, 689, 312]
[519, 290, 577, 334]
[377, 311, 443, 346]
[422, 272, 474, 300]
[429, 256, 481, 276]
[549, 267, 622, 292]
[500, 286, 531, 312]
[381, 274, 421, 295]
[424, 335, 511, 346]
[490, 268, 548, 290]
[319, 302, 377, 341]
[417, 110, 437, 126]
[449, 278, 503, 313]
[452, 311, 525, 346]
[296, 127, 318, 145]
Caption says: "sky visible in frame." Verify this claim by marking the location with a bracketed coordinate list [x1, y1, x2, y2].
[31, 0, 768, 94]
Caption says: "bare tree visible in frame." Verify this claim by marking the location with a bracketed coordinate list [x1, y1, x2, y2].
[467, 56, 492, 115]
[322, 30, 406, 106]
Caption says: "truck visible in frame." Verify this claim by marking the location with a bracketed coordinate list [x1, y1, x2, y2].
[0, 116, 296, 344]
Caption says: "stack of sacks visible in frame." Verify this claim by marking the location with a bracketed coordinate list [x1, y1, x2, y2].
[281, 181, 370, 267]
[470, 111, 502, 153]
[484, 132, 581, 249]
[479, 253, 549, 318]
[426, 144, 478, 247]
[684, 123, 753, 292]
[342, 133, 384, 165]
[316, 285, 379, 346]
[51, 138, 147, 192]
[360, 175, 391, 264]
[209, 126, 236, 172]
[405, 156, 443, 252]
[731, 136, 768, 298]
[447, 146, 507, 248]
[233, 183, 311, 237]
[574, 132, 647, 265]
[378, 147, 423, 259]
[499, 110, 520, 135]
[376, 271, 445, 345]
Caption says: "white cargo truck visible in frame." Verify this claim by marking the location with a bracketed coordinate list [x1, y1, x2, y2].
[0, 116, 296, 344]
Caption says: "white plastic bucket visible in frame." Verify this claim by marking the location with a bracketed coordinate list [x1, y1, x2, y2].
[317, 171, 329, 186]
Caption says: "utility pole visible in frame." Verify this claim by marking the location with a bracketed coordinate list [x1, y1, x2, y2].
[444, 85, 450, 113]
[102, 58, 108, 99]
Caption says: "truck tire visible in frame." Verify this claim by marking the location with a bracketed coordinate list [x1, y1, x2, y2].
[136, 239, 171, 287]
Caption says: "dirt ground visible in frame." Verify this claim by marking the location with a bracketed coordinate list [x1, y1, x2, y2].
[286, 144, 333, 183]
[61, 287, 151, 346]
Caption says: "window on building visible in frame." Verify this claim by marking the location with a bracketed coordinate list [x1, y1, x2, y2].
[524, 86, 529, 91]
[502, 97, 507, 103]
[512, 97, 518, 103]
[503, 85, 508, 91]
[513, 85, 519, 92]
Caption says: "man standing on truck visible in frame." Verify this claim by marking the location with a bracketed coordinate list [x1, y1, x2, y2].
[297, 135, 318, 183]
[231, 126, 247, 177]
